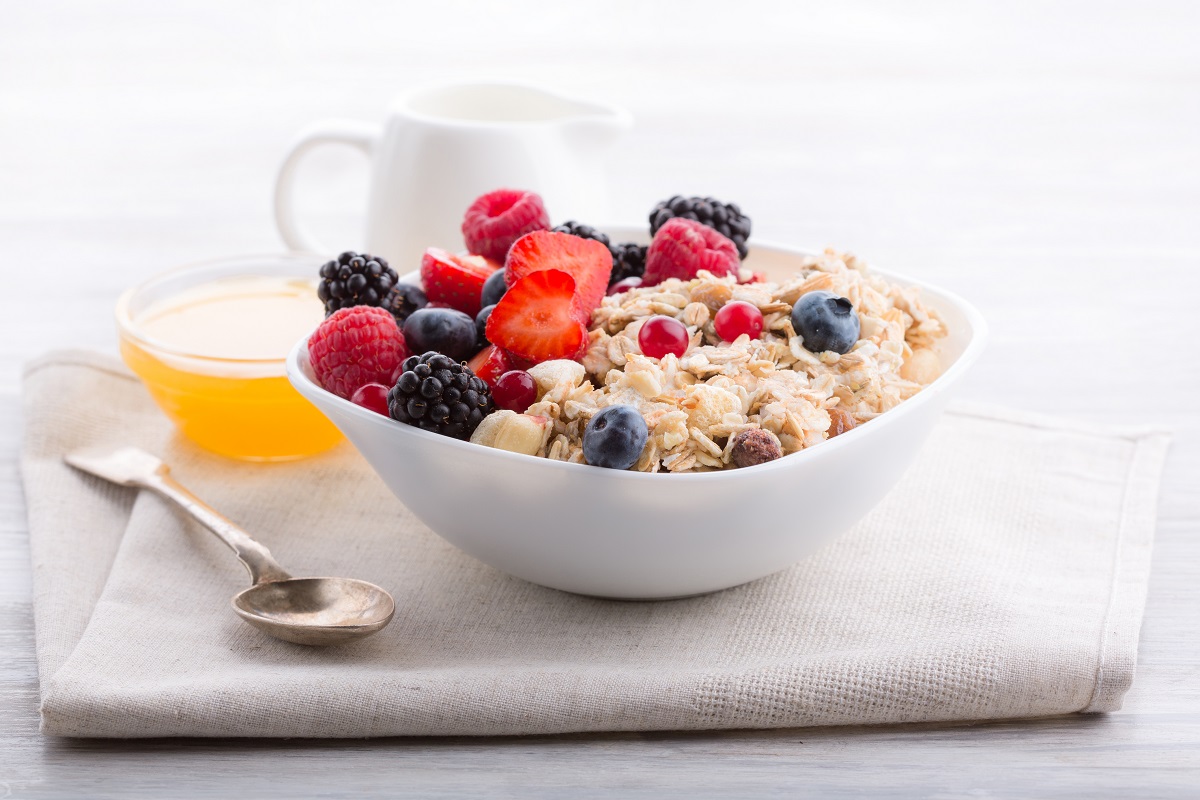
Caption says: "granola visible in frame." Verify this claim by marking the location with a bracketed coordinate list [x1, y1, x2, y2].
[483, 248, 946, 472]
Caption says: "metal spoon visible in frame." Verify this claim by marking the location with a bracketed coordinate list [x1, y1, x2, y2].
[64, 446, 395, 646]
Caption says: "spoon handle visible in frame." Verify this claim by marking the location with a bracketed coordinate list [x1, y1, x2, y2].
[140, 470, 293, 585]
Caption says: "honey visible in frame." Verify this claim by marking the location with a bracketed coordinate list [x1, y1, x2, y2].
[117, 260, 342, 461]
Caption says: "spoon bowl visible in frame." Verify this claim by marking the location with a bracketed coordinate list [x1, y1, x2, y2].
[233, 577, 395, 646]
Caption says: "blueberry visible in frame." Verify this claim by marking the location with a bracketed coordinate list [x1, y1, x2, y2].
[402, 308, 478, 362]
[582, 405, 648, 470]
[475, 303, 496, 349]
[790, 291, 860, 354]
[480, 269, 508, 308]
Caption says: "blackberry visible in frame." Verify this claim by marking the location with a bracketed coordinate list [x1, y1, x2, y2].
[387, 352, 494, 439]
[649, 196, 751, 259]
[609, 242, 647, 284]
[551, 221, 611, 249]
[317, 251, 398, 315]
[383, 282, 427, 325]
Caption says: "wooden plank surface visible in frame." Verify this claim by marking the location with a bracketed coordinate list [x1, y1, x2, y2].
[2, 1, 1198, 796]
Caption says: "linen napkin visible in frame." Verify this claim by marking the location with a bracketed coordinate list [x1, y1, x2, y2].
[20, 351, 1170, 738]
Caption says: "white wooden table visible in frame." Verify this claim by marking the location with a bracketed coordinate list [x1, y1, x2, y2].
[3, 2, 1198, 796]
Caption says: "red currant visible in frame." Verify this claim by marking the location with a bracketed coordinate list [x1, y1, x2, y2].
[714, 301, 764, 342]
[350, 382, 390, 416]
[492, 369, 538, 412]
[607, 276, 643, 296]
[638, 315, 690, 359]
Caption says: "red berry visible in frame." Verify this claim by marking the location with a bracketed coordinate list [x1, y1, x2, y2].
[607, 276, 643, 296]
[350, 382, 390, 416]
[492, 370, 538, 412]
[486, 269, 588, 364]
[466, 345, 518, 389]
[642, 218, 740, 286]
[461, 189, 550, 263]
[714, 301, 764, 342]
[308, 306, 410, 399]
[419, 247, 498, 317]
[638, 315, 689, 359]
[505, 230, 613, 324]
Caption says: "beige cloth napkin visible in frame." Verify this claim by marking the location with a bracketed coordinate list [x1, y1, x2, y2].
[21, 350, 1170, 738]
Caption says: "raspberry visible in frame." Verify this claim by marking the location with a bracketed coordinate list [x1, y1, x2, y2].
[308, 306, 410, 399]
[642, 218, 740, 286]
[462, 189, 550, 262]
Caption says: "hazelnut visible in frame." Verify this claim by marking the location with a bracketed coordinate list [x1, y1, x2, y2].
[730, 428, 783, 468]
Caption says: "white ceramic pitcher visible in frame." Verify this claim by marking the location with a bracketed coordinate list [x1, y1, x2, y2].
[274, 82, 632, 270]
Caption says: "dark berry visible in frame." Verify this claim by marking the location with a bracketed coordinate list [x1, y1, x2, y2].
[317, 251, 399, 315]
[551, 221, 612, 249]
[648, 196, 751, 260]
[582, 405, 648, 470]
[480, 268, 508, 308]
[402, 307, 478, 362]
[475, 304, 496, 349]
[609, 242, 647, 284]
[492, 370, 538, 412]
[383, 282, 427, 325]
[714, 301, 764, 342]
[638, 315, 689, 359]
[790, 291, 860, 354]
[387, 351, 494, 439]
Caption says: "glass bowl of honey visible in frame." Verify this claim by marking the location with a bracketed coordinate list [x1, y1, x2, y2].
[116, 254, 342, 461]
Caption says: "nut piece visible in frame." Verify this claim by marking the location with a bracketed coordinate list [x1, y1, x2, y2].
[827, 406, 857, 438]
[527, 359, 586, 396]
[469, 410, 517, 448]
[492, 413, 549, 456]
[900, 348, 941, 384]
[469, 410, 548, 456]
[730, 428, 783, 468]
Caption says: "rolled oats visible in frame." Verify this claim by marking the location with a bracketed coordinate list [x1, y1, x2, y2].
[477, 249, 947, 472]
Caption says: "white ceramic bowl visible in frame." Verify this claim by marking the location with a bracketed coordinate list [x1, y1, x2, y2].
[287, 232, 986, 599]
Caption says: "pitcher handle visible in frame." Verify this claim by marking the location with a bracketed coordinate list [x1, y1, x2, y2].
[273, 119, 380, 254]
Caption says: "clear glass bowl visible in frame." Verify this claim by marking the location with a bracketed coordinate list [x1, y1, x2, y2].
[115, 254, 342, 461]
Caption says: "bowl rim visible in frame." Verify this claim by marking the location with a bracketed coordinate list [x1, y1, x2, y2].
[115, 251, 325, 365]
[287, 235, 988, 482]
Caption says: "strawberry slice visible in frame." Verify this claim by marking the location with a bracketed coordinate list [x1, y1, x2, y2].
[505, 231, 612, 324]
[466, 344, 518, 390]
[420, 247, 499, 318]
[486, 269, 587, 364]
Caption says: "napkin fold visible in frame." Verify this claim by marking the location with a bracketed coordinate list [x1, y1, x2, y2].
[21, 351, 1170, 738]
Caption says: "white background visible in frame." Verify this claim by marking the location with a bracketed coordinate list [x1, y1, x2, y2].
[2, 1, 1198, 796]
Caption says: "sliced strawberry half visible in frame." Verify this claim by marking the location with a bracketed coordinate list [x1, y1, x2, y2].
[466, 344, 519, 390]
[505, 231, 612, 324]
[486, 269, 587, 364]
[420, 247, 499, 318]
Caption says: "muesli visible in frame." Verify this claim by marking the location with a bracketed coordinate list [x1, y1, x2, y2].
[306, 189, 947, 472]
